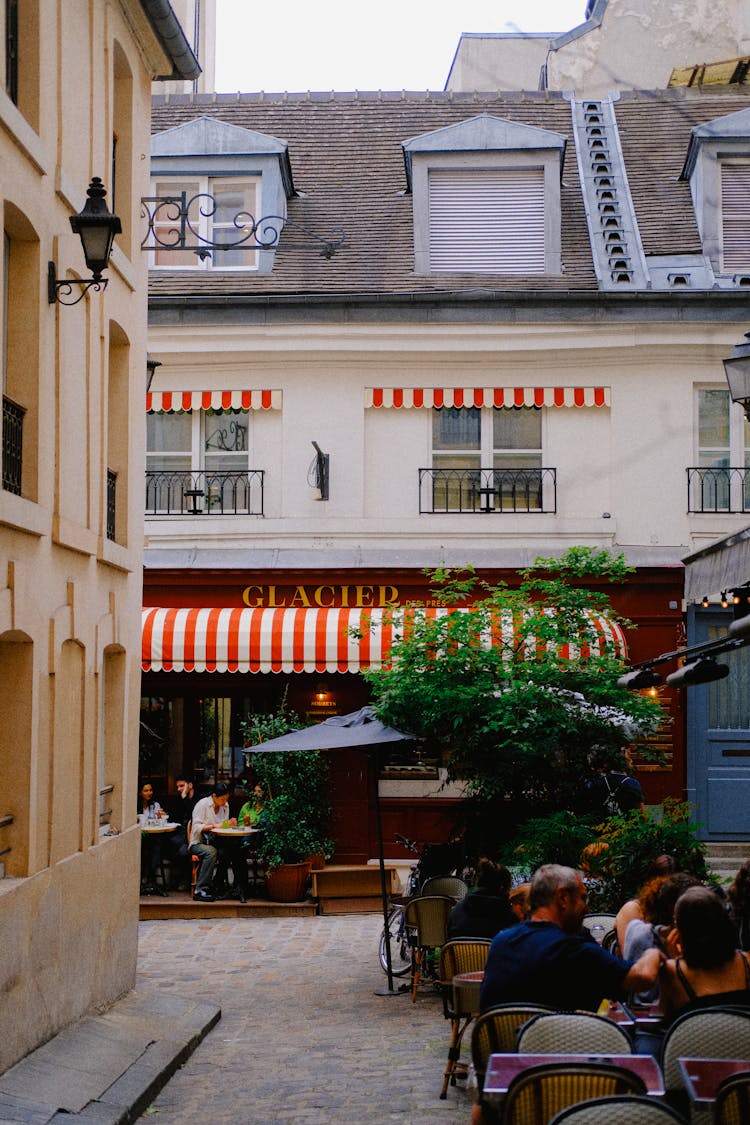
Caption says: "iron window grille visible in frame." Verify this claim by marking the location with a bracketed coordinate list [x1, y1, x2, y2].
[419, 467, 556, 514]
[687, 466, 750, 513]
[145, 469, 264, 516]
[2, 395, 24, 495]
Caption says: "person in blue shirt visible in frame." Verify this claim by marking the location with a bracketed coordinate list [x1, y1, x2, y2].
[480, 863, 663, 1014]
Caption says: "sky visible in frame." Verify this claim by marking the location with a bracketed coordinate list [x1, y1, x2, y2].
[214, 1, 589, 93]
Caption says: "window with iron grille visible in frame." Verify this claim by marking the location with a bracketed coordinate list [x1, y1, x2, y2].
[688, 387, 750, 512]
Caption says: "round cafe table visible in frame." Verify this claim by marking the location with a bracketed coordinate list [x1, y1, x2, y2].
[140, 821, 179, 893]
[204, 825, 262, 899]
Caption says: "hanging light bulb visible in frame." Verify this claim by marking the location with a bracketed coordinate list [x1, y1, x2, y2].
[721, 591, 729, 608]
[701, 595, 710, 609]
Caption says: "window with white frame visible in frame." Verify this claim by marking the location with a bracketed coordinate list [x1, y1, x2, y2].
[429, 406, 544, 511]
[692, 387, 750, 511]
[721, 162, 750, 273]
[146, 409, 252, 513]
[151, 178, 260, 269]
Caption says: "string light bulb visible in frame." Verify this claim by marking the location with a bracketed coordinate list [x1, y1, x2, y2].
[721, 590, 729, 608]
[701, 595, 710, 608]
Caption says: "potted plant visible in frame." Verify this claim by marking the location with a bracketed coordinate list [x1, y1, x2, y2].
[242, 704, 333, 902]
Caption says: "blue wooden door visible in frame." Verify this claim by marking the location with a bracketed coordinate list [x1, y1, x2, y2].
[687, 607, 750, 839]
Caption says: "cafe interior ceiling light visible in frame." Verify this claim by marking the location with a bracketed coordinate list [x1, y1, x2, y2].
[48, 178, 121, 305]
[665, 657, 730, 688]
[723, 331, 750, 421]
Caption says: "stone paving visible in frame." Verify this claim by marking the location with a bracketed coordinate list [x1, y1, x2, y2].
[136, 914, 473, 1124]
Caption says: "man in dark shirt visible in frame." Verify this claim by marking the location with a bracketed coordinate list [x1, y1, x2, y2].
[167, 774, 200, 890]
[480, 864, 663, 1013]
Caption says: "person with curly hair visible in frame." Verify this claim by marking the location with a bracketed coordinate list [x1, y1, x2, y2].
[728, 858, 750, 952]
[623, 872, 700, 1004]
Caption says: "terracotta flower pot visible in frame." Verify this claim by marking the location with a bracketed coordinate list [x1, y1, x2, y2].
[265, 860, 313, 902]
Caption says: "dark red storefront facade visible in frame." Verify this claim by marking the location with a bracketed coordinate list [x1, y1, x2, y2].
[141, 565, 686, 863]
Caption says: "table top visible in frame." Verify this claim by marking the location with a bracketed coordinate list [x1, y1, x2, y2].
[206, 825, 260, 837]
[625, 1001, 664, 1026]
[453, 971, 484, 984]
[483, 1053, 665, 1103]
[678, 1058, 750, 1103]
[140, 821, 179, 833]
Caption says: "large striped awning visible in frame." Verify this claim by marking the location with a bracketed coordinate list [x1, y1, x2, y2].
[146, 390, 282, 412]
[142, 606, 627, 674]
[365, 387, 609, 409]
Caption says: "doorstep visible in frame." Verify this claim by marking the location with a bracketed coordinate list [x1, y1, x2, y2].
[139, 889, 316, 920]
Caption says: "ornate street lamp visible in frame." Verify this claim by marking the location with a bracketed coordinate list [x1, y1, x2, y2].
[48, 177, 122, 305]
[723, 332, 750, 421]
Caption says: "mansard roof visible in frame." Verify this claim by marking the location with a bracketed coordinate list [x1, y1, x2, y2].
[148, 87, 750, 301]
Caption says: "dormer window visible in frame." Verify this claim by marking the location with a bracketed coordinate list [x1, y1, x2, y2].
[681, 107, 750, 277]
[402, 114, 566, 276]
[148, 116, 294, 275]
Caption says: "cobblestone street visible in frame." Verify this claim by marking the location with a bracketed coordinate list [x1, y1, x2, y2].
[137, 915, 473, 1124]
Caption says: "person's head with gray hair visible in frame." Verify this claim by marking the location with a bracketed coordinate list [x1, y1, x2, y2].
[530, 864, 585, 918]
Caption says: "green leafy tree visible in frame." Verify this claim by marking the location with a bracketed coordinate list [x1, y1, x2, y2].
[366, 548, 663, 852]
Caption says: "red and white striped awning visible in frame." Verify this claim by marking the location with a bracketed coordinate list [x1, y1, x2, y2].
[146, 390, 282, 412]
[142, 606, 627, 674]
[365, 387, 609, 409]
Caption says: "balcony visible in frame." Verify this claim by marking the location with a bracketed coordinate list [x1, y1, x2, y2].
[2, 396, 24, 496]
[145, 469, 264, 516]
[687, 467, 750, 514]
[419, 467, 556, 514]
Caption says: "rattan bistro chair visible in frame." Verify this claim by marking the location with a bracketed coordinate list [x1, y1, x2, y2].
[660, 1006, 750, 1101]
[581, 914, 617, 941]
[421, 875, 469, 901]
[516, 1011, 633, 1055]
[403, 895, 453, 1002]
[550, 1095, 687, 1124]
[437, 938, 491, 1099]
[714, 1072, 750, 1125]
[503, 1061, 647, 1125]
[471, 1003, 555, 1097]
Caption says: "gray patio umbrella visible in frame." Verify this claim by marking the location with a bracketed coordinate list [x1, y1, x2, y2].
[244, 705, 416, 994]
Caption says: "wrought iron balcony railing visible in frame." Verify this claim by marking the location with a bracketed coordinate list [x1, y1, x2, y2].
[145, 469, 264, 516]
[106, 469, 117, 541]
[687, 467, 750, 513]
[2, 396, 24, 496]
[419, 467, 556, 514]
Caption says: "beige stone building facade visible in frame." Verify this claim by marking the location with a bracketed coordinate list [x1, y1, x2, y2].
[0, 0, 197, 1072]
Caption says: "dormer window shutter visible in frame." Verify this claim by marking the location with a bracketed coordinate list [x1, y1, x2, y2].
[721, 163, 750, 271]
[428, 168, 545, 273]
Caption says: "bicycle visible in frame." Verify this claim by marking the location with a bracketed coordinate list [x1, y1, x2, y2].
[378, 833, 465, 976]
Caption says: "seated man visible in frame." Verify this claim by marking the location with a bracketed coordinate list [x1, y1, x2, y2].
[480, 863, 663, 1014]
[166, 774, 200, 891]
[189, 782, 232, 902]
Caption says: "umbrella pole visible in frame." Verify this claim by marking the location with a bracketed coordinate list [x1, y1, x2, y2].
[372, 755, 405, 997]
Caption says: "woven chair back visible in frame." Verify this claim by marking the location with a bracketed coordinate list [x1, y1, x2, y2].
[404, 894, 453, 948]
[504, 1061, 646, 1125]
[516, 1011, 633, 1055]
[660, 1006, 750, 1093]
[714, 1072, 750, 1125]
[471, 1003, 555, 1089]
[550, 1094, 687, 1124]
[421, 875, 468, 900]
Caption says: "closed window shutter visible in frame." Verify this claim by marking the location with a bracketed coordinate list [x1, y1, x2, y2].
[721, 164, 750, 272]
[428, 168, 545, 273]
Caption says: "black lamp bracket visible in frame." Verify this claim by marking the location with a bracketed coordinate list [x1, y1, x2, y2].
[140, 192, 345, 259]
[48, 261, 107, 306]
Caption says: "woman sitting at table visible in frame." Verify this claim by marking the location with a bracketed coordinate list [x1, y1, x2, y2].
[238, 784, 265, 827]
[623, 872, 699, 1002]
[659, 885, 750, 1023]
[138, 781, 167, 894]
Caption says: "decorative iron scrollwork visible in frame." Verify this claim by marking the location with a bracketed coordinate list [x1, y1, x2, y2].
[141, 192, 345, 259]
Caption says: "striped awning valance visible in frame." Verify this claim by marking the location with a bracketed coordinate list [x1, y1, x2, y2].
[146, 390, 282, 413]
[365, 387, 609, 409]
[142, 606, 627, 674]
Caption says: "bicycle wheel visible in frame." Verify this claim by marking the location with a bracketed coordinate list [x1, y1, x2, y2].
[378, 905, 412, 976]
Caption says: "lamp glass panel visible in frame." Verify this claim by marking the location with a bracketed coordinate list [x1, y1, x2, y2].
[724, 356, 750, 404]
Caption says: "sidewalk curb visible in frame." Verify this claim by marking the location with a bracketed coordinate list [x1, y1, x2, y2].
[0, 992, 221, 1124]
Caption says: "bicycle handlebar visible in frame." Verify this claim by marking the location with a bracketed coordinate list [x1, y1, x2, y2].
[394, 832, 419, 853]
